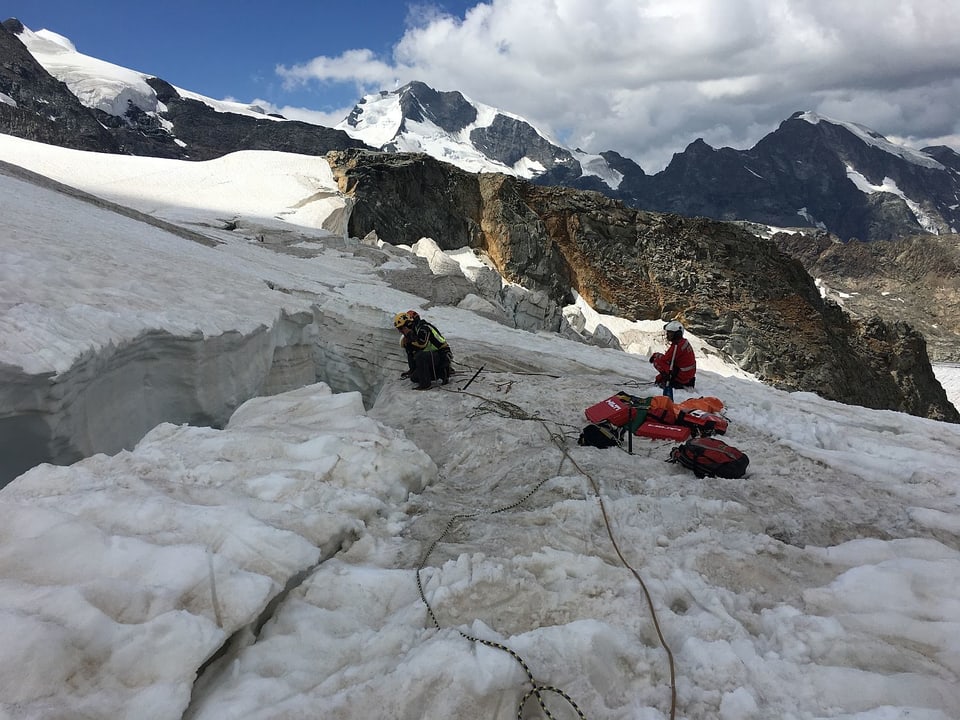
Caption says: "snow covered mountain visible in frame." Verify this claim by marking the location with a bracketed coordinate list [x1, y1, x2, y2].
[0, 19, 366, 159]
[336, 80, 629, 190]
[629, 111, 960, 241]
[2, 129, 960, 720]
[334, 83, 960, 243]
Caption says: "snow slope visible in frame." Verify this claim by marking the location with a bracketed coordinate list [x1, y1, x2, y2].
[1, 135, 960, 720]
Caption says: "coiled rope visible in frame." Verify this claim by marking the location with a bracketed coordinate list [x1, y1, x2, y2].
[414, 383, 678, 720]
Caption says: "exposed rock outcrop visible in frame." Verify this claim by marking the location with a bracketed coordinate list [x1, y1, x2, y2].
[774, 230, 960, 362]
[146, 78, 369, 161]
[327, 149, 959, 421]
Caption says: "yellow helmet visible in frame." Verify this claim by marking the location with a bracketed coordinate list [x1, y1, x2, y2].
[394, 312, 412, 329]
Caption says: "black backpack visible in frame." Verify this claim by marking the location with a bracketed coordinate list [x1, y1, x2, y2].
[577, 421, 623, 448]
[669, 437, 749, 478]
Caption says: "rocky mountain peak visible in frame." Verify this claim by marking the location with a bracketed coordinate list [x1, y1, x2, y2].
[921, 145, 960, 172]
[396, 80, 477, 133]
[2, 17, 25, 34]
[628, 109, 959, 241]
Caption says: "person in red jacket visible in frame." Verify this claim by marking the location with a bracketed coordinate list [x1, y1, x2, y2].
[649, 320, 696, 399]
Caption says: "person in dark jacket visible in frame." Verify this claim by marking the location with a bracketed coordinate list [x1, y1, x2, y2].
[394, 311, 452, 390]
[649, 320, 696, 399]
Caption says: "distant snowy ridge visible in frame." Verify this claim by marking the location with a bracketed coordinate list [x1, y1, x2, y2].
[798, 111, 946, 170]
[17, 24, 280, 123]
[11, 25, 629, 189]
[336, 85, 538, 176]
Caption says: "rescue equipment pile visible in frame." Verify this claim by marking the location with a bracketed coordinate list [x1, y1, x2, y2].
[578, 390, 749, 478]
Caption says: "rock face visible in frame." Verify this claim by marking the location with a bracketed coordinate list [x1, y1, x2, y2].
[328, 149, 486, 247]
[327, 149, 959, 422]
[143, 78, 369, 161]
[773, 230, 960, 362]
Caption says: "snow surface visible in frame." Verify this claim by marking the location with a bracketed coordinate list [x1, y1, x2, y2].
[796, 206, 828, 230]
[573, 149, 625, 189]
[2, 134, 960, 720]
[0, 134, 349, 242]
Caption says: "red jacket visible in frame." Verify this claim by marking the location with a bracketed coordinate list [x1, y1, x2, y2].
[652, 337, 696, 385]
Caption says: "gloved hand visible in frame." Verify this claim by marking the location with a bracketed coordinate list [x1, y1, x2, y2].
[649, 352, 662, 364]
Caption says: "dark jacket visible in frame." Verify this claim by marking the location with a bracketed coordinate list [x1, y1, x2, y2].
[402, 319, 452, 376]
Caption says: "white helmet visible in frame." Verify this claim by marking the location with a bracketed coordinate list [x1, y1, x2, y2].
[664, 320, 683, 333]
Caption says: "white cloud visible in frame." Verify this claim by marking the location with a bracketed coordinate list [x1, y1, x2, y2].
[274, 0, 960, 171]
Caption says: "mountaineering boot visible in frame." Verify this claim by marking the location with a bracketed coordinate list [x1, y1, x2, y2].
[413, 384, 431, 391]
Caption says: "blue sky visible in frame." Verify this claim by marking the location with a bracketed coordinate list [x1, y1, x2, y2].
[5, 0, 960, 172]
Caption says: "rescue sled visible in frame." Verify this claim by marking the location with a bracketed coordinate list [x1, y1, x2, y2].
[584, 392, 645, 427]
[634, 421, 691, 442]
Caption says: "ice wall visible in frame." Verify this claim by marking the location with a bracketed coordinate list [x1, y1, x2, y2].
[0, 312, 320, 487]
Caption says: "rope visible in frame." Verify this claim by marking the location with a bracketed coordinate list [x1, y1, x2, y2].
[415, 383, 679, 720]
[415, 432, 586, 720]
[416, 508, 587, 720]
[544, 422, 678, 720]
[451, 357, 562, 379]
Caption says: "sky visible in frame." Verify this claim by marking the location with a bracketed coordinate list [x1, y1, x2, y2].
[2, 133, 960, 719]
[4, 0, 960, 172]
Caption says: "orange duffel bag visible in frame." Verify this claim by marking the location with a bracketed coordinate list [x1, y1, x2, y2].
[676, 396, 724, 414]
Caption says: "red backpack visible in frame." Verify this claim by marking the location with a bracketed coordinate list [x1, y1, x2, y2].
[676, 409, 729, 437]
[669, 437, 749, 478]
